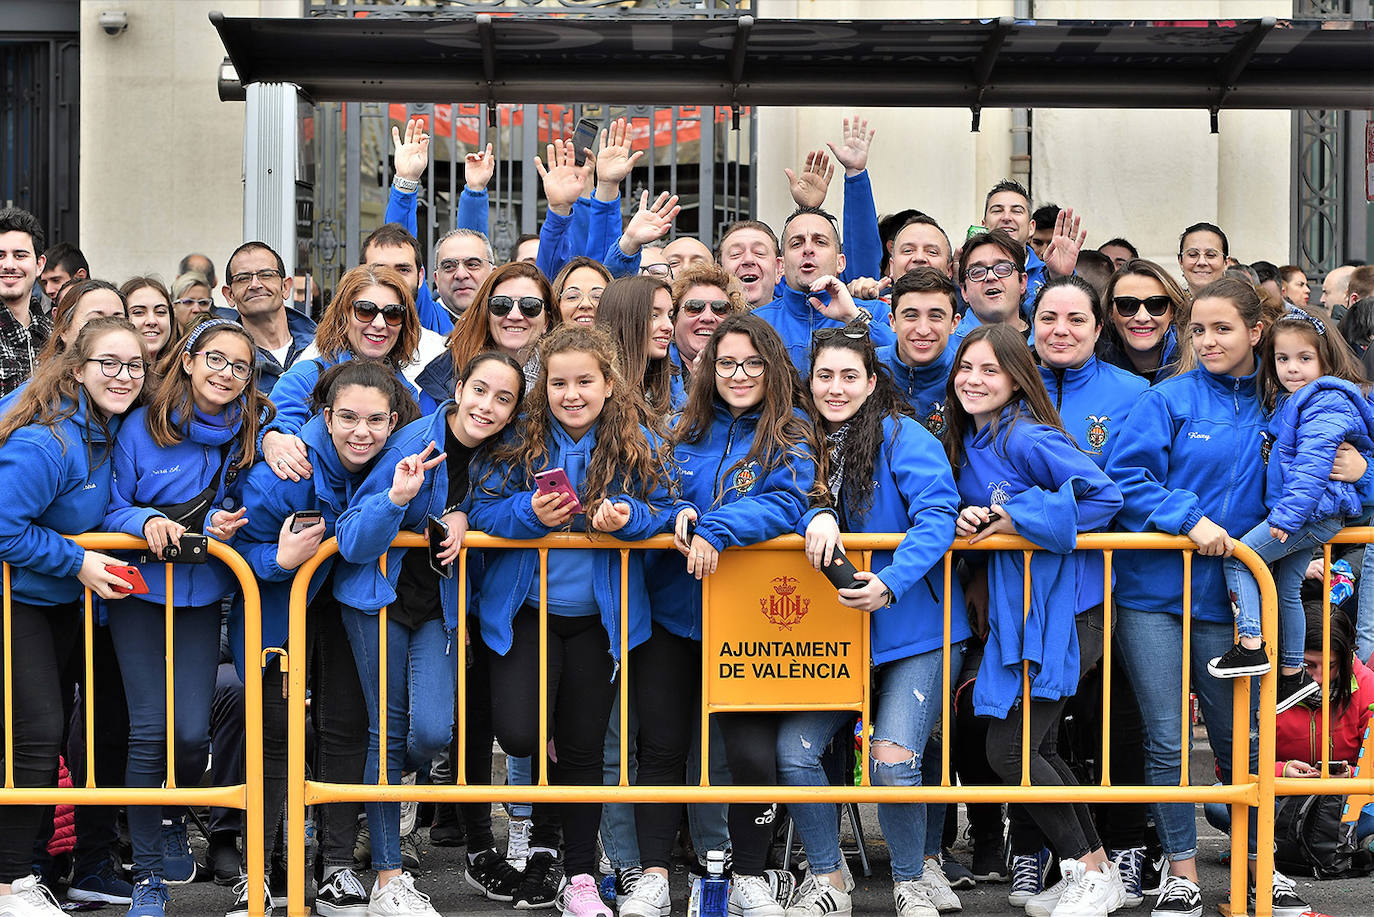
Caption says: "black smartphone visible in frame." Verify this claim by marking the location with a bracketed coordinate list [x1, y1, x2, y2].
[137, 533, 209, 565]
[682, 516, 697, 544]
[572, 117, 599, 167]
[972, 510, 1003, 534]
[427, 514, 453, 579]
[820, 550, 863, 592]
[290, 510, 323, 534]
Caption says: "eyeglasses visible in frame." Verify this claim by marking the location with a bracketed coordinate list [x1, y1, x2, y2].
[328, 408, 393, 433]
[965, 261, 1017, 283]
[715, 356, 767, 378]
[197, 350, 253, 381]
[561, 287, 604, 306]
[488, 295, 545, 318]
[352, 300, 407, 327]
[1112, 295, 1173, 318]
[437, 257, 492, 276]
[228, 269, 283, 286]
[813, 326, 868, 344]
[640, 263, 674, 279]
[173, 298, 213, 310]
[1182, 249, 1223, 262]
[86, 357, 146, 379]
[681, 299, 731, 317]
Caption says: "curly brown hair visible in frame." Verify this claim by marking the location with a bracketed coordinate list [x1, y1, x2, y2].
[313, 266, 420, 368]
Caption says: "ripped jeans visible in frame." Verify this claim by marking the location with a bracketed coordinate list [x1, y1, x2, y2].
[777, 643, 964, 881]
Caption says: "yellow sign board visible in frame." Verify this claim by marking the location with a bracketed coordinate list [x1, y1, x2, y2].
[703, 549, 867, 709]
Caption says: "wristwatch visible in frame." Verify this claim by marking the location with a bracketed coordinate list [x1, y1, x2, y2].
[392, 176, 420, 193]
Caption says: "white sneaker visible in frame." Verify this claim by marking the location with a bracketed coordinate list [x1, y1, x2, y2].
[368, 873, 439, 917]
[619, 872, 670, 917]
[398, 772, 418, 836]
[507, 818, 533, 870]
[916, 858, 962, 913]
[0, 877, 65, 917]
[1025, 859, 1085, 917]
[782, 874, 849, 917]
[728, 875, 784, 917]
[892, 879, 939, 917]
[1051, 860, 1127, 917]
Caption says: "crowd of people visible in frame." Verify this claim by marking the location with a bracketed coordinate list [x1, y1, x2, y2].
[0, 112, 1371, 917]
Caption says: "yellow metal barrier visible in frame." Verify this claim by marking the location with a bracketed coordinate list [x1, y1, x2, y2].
[0, 534, 267, 916]
[285, 531, 1279, 917]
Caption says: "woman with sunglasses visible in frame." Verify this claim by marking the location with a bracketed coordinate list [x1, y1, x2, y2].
[418, 261, 557, 403]
[1099, 259, 1188, 385]
[667, 264, 744, 407]
[262, 266, 428, 482]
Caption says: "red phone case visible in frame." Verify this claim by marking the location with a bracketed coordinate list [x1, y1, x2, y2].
[106, 564, 149, 595]
[535, 468, 583, 513]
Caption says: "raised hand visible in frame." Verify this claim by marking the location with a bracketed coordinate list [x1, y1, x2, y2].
[620, 191, 681, 254]
[1043, 206, 1087, 278]
[391, 117, 431, 183]
[595, 117, 643, 197]
[388, 441, 446, 507]
[464, 142, 495, 191]
[535, 137, 594, 217]
[784, 150, 834, 209]
[826, 115, 876, 177]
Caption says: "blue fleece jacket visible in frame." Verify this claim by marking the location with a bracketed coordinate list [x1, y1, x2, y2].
[536, 200, 641, 282]
[265, 354, 432, 438]
[1265, 377, 1374, 533]
[802, 416, 967, 664]
[1037, 356, 1149, 469]
[957, 410, 1122, 717]
[229, 414, 370, 675]
[465, 420, 674, 660]
[752, 285, 895, 373]
[385, 184, 490, 335]
[1106, 365, 1268, 623]
[211, 305, 317, 395]
[878, 343, 956, 436]
[0, 395, 122, 606]
[666, 342, 692, 412]
[646, 403, 817, 640]
[103, 405, 249, 607]
[1022, 245, 1048, 317]
[839, 171, 882, 284]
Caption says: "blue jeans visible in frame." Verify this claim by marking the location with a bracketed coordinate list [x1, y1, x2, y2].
[1225, 515, 1344, 668]
[341, 607, 457, 871]
[1357, 543, 1374, 664]
[506, 754, 533, 820]
[777, 644, 963, 882]
[686, 714, 731, 859]
[107, 599, 221, 880]
[1115, 607, 1258, 861]
[600, 691, 641, 869]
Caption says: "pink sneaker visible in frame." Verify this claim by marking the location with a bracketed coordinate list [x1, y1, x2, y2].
[559, 874, 611, 917]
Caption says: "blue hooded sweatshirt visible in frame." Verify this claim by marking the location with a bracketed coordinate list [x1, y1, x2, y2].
[229, 414, 371, 675]
[464, 420, 674, 660]
[752, 285, 895, 374]
[0, 394, 123, 606]
[877, 343, 956, 437]
[1105, 365, 1267, 623]
[956, 409, 1122, 717]
[802, 415, 968, 664]
[1265, 376, 1374, 533]
[385, 183, 490, 335]
[1037, 356, 1149, 469]
[103, 404, 249, 607]
[645, 403, 817, 641]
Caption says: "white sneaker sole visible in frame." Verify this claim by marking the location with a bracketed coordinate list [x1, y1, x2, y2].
[1274, 679, 1322, 713]
[1206, 659, 1270, 678]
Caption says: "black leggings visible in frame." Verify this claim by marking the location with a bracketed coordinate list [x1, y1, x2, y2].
[0, 600, 79, 882]
[626, 624, 778, 876]
[490, 608, 617, 878]
[986, 609, 1106, 862]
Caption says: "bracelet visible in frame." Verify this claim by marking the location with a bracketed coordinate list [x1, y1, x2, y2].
[392, 176, 420, 193]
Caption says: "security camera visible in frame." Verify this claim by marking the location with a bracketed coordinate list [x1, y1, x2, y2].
[98, 10, 128, 36]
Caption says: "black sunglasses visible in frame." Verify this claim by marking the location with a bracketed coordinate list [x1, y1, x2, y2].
[812, 325, 869, 344]
[680, 298, 730, 317]
[488, 295, 545, 318]
[352, 300, 407, 327]
[1112, 295, 1172, 318]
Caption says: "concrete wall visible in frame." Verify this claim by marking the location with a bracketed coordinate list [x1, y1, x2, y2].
[78, 0, 296, 287]
[755, 0, 1293, 275]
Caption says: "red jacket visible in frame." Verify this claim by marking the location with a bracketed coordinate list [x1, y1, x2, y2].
[1274, 655, 1374, 775]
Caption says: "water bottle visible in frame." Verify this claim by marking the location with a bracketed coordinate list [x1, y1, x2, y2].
[700, 850, 730, 917]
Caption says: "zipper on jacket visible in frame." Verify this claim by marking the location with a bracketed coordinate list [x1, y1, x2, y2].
[712, 416, 742, 502]
[1052, 369, 1065, 412]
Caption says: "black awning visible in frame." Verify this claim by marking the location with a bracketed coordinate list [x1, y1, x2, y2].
[210, 12, 1374, 111]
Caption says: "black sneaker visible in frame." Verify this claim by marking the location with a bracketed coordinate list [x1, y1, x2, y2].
[466, 847, 525, 902]
[1275, 669, 1321, 714]
[209, 833, 243, 887]
[940, 851, 976, 890]
[1247, 869, 1309, 917]
[399, 831, 422, 870]
[1151, 874, 1202, 917]
[1207, 642, 1270, 679]
[514, 850, 566, 909]
[315, 867, 370, 917]
[429, 803, 465, 848]
[971, 839, 1007, 882]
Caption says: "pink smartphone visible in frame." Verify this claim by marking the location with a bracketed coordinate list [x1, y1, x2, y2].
[534, 467, 583, 514]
